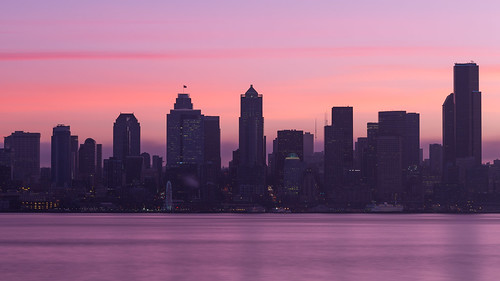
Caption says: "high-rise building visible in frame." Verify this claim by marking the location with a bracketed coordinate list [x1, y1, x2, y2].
[375, 111, 420, 202]
[166, 94, 204, 166]
[113, 113, 140, 161]
[51, 125, 72, 188]
[79, 138, 98, 190]
[236, 85, 266, 200]
[429, 144, 443, 175]
[303, 132, 314, 163]
[454, 63, 481, 165]
[166, 93, 221, 202]
[274, 130, 304, 190]
[324, 107, 353, 194]
[4, 131, 40, 186]
[442, 93, 455, 168]
[71, 135, 79, 181]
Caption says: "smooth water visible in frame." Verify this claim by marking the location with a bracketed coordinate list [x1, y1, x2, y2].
[1, 214, 500, 281]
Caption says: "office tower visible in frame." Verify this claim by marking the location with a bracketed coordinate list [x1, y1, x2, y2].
[166, 94, 204, 166]
[454, 63, 481, 165]
[113, 113, 140, 161]
[376, 111, 420, 202]
[274, 130, 304, 189]
[103, 158, 123, 191]
[152, 155, 163, 174]
[166, 93, 221, 202]
[203, 116, 221, 201]
[141, 152, 151, 170]
[4, 131, 40, 185]
[236, 85, 266, 200]
[442, 93, 455, 168]
[354, 137, 367, 171]
[71, 135, 79, 181]
[96, 144, 102, 183]
[429, 144, 443, 175]
[303, 132, 314, 163]
[324, 107, 353, 194]
[378, 111, 420, 169]
[376, 135, 403, 202]
[365, 122, 379, 186]
[283, 153, 305, 201]
[79, 138, 96, 176]
[51, 125, 72, 188]
[78, 138, 97, 190]
[0, 149, 12, 190]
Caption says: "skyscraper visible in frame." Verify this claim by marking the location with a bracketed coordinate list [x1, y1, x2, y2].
[324, 106, 353, 194]
[375, 111, 420, 202]
[79, 138, 98, 192]
[166, 93, 221, 202]
[453, 62, 481, 165]
[303, 132, 314, 163]
[236, 85, 266, 200]
[113, 113, 140, 161]
[51, 125, 72, 188]
[273, 130, 304, 195]
[442, 93, 455, 168]
[4, 131, 40, 186]
[166, 94, 204, 166]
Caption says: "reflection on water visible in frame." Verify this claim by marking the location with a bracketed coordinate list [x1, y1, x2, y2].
[1, 214, 500, 281]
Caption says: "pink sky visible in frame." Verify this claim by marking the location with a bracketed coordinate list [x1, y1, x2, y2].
[2, 0, 500, 166]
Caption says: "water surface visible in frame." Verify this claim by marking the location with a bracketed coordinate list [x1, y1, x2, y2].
[1, 214, 499, 281]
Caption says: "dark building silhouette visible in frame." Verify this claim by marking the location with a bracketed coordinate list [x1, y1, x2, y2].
[272, 130, 304, 197]
[4, 131, 40, 186]
[166, 94, 204, 166]
[51, 125, 72, 188]
[71, 135, 79, 181]
[303, 132, 314, 163]
[78, 138, 100, 192]
[141, 152, 151, 170]
[324, 106, 353, 196]
[166, 93, 221, 202]
[378, 111, 420, 169]
[202, 116, 221, 202]
[375, 111, 420, 202]
[236, 85, 266, 201]
[429, 144, 443, 176]
[454, 63, 481, 165]
[96, 144, 103, 183]
[113, 113, 140, 161]
[442, 93, 455, 169]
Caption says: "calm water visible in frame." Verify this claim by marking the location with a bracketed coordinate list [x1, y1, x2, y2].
[1, 214, 500, 281]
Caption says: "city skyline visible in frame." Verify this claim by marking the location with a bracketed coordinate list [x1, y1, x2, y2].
[3, 1, 500, 166]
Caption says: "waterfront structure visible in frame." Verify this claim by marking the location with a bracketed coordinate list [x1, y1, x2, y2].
[4, 131, 40, 186]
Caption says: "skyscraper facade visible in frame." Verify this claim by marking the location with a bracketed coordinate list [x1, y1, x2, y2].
[166, 94, 204, 166]
[324, 107, 353, 194]
[51, 125, 72, 188]
[113, 113, 140, 161]
[453, 63, 481, 165]
[237, 85, 266, 200]
[166, 93, 221, 202]
[4, 131, 40, 186]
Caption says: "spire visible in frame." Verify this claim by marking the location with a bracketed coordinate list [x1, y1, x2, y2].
[245, 84, 259, 97]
